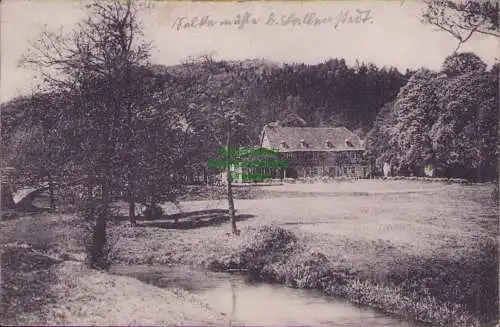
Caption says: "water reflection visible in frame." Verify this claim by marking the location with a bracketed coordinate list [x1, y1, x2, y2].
[230, 277, 237, 323]
[110, 264, 431, 327]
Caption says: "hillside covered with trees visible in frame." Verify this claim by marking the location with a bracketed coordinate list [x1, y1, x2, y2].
[1, 57, 410, 195]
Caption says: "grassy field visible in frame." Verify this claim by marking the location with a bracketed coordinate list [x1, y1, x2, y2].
[114, 180, 499, 326]
[1, 180, 498, 326]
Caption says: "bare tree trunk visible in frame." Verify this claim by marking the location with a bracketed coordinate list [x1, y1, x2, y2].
[127, 178, 136, 226]
[225, 135, 239, 235]
[128, 198, 136, 225]
[92, 177, 110, 269]
[226, 167, 238, 234]
[47, 173, 56, 212]
[1, 183, 16, 210]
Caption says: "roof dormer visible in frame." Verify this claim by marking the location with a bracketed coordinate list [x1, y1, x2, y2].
[325, 140, 334, 148]
[300, 139, 308, 148]
[345, 139, 354, 148]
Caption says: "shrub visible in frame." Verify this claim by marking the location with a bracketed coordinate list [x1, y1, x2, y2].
[142, 203, 164, 220]
[237, 225, 297, 280]
[387, 239, 499, 325]
[286, 252, 332, 289]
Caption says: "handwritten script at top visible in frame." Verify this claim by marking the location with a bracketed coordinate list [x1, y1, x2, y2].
[171, 10, 373, 31]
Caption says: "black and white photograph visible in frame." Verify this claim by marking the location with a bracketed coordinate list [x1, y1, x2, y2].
[0, 0, 498, 326]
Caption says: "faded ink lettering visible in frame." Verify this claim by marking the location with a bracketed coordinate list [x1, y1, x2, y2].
[172, 9, 373, 30]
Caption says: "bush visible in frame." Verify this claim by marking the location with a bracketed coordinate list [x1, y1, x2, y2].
[238, 225, 297, 280]
[142, 203, 164, 220]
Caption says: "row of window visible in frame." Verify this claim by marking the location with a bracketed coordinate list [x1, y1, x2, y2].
[281, 151, 364, 161]
[302, 166, 367, 177]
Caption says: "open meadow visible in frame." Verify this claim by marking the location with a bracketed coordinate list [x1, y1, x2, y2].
[1, 179, 498, 326]
[116, 179, 499, 326]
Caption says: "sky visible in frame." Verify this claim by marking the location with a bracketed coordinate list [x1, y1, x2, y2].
[1, 0, 498, 103]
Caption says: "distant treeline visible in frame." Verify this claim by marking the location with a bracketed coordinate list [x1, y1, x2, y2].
[156, 57, 410, 141]
[2, 53, 498, 195]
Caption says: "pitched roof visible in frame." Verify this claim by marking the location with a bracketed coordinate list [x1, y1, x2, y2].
[260, 126, 364, 152]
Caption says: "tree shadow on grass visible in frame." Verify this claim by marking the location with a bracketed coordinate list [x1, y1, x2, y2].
[1, 207, 49, 222]
[0, 245, 61, 325]
[136, 209, 255, 230]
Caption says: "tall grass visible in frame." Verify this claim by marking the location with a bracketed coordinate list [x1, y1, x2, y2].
[210, 225, 498, 327]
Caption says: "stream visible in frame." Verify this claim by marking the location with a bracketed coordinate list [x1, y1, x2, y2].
[110, 264, 432, 327]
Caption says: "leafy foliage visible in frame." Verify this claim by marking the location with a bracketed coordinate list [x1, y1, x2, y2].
[368, 52, 498, 180]
[441, 52, 487, 77]
[388, 69, 444, 174]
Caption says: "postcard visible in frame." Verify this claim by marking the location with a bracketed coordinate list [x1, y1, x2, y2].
[1, 1, 498, 327]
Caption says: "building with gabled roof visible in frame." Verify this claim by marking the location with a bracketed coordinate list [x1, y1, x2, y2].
[260, 126, 364, 152]
[252, 125, 372, 179]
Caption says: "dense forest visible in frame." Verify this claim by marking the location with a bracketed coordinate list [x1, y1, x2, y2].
[2, 53, 498, 187]
[153, 57, 410, 140]
[1, 57, 409, 183]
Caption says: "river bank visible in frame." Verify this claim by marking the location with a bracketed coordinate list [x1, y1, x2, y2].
[109, 263, 429, 327]
[2, 180, 498, 326]
[113, 181, 498, 327]
[114, 223, 497, 327]
[0, 215, 229, 326]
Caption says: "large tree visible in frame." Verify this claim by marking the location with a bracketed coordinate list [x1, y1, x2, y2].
[21, 0, 153, 269]
[365, 100, 397, 174]
[430, 55, 498, 179]
[180, 59, 258, 235]
[369, 52, 498, 180]
[388, 68, 444, 175]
